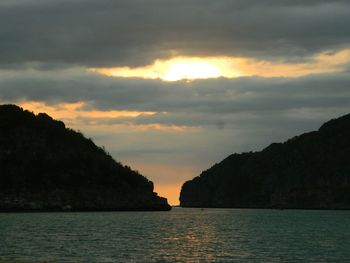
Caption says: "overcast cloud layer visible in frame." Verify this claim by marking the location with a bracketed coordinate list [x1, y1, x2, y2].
[1, 0, 350, 67]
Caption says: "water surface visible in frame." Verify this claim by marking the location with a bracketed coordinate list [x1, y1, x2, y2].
[1, 208, 349, 262]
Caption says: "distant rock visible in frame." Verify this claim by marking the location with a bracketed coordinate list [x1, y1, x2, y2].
[180, 113, 350, 209]
[0, 104, 171, 211]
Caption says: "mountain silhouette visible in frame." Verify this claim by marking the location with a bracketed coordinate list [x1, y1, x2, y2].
[180, 113, 350, 209]
[0, 104, 171, 211]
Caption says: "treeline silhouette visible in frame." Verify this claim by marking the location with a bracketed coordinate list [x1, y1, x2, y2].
[180, 113, 350, 209]
[0, 104, 171, 211]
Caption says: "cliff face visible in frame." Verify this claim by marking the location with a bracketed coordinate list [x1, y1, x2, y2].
[180, 113, 350, 209]
[0, 104, 171, 211]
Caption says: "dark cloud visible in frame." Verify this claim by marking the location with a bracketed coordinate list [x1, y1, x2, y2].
[1, 0, 350, 68]
[1, 68, 349, 124]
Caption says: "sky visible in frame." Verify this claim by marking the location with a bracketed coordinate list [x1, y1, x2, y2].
[1, 0, 350, 205]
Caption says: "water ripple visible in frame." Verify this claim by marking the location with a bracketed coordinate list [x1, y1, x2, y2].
[0, 208, 349, 262]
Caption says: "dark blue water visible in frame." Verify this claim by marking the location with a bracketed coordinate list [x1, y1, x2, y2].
[1, 208, 349, 262]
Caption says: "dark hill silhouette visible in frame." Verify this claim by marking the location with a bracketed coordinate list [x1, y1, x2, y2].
[0, 104, 171, 211]
[180, 113, 350, 209]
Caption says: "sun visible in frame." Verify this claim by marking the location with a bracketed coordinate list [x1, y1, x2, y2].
[162, 59, 222, 81]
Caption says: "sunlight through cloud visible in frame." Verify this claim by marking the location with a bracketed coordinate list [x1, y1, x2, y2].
[89, 49, 350, 81]
[89, 57, 242, 81]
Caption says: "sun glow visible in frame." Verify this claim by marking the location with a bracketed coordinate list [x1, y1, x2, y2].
[89, 49, 350, 81]
[89, 57, 242, 81]
[162, 59, 222, 81]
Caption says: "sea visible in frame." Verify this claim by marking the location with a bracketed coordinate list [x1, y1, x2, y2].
[0, 208, 349, 262]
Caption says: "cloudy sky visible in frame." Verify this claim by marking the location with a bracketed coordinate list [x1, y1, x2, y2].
[1, 0, 350, 204]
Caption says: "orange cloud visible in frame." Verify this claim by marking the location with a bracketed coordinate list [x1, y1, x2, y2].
[19, 101, 155, 119]
[12, 101, 198, 133]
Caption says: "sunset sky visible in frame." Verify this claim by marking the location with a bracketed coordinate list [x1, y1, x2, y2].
[1, 0, 350, 205]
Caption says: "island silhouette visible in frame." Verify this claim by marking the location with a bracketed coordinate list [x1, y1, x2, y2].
[180, 113, 350, 209]
[0, 104, 171, 211]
